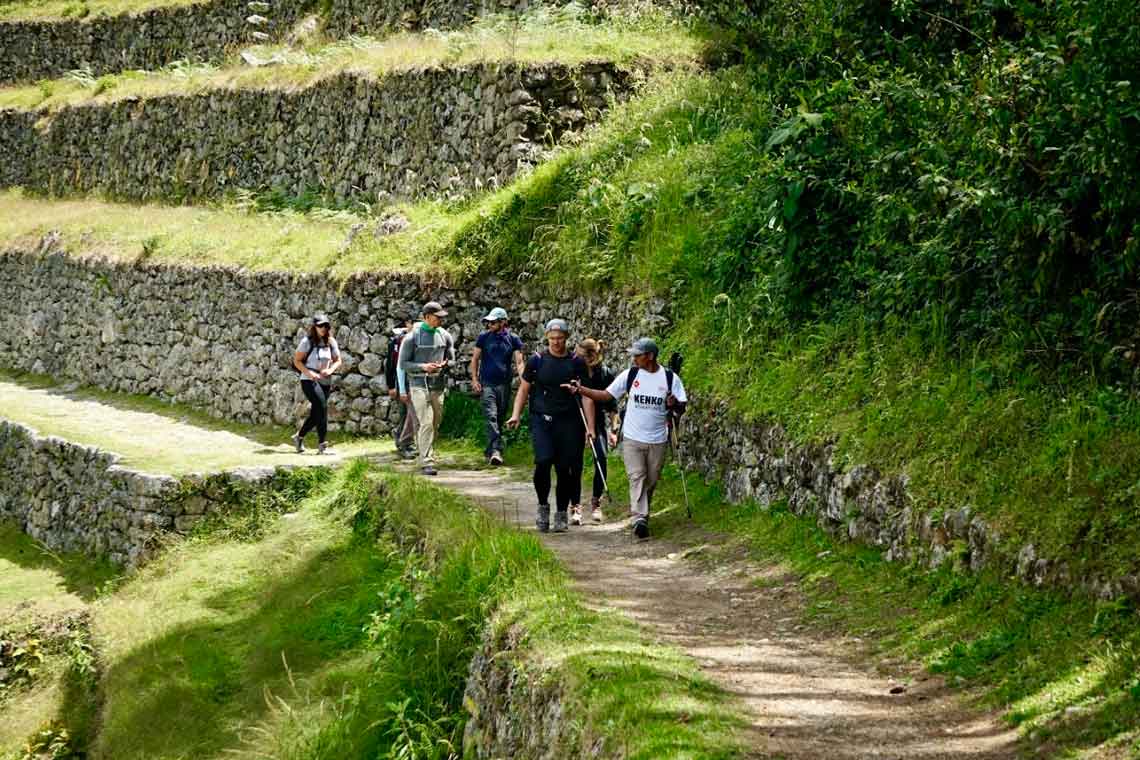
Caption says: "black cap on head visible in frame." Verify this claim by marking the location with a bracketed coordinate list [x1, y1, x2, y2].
[627, 337, 659, 358]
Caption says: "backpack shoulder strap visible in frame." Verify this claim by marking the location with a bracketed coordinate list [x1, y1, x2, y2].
[665, 369, 674, 394]
[625, 366, 640, 394]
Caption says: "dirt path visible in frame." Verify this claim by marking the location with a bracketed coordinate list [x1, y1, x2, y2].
[434, 468, 1022, 760]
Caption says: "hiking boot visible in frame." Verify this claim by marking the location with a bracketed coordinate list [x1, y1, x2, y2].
[399, 447, 417, 460]
[421, 464, 438, 476]
[590, 498, 604, 523]
[569, 505, 582, 526]
[490, 451, 504, 467]
[632, 517, 650, 539]
[317, 441, 331, 455]
[536, 504, 551, 533]
[552, 510, 569, 533]
[291, 432, 305, 453]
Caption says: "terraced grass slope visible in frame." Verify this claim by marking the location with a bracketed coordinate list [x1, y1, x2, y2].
[0, 463, 745, 759]
[0, 10, 700, 204]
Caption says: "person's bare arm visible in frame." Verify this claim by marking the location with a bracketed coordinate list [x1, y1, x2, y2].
[513, 349, 525, 378]
[320, 345, 343, 378]
[581, 395, 597, 439]
[506, 379, 531, 428]
[470, 347, 483, 394]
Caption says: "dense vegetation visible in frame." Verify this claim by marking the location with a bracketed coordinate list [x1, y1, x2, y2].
[436, 0, 1140, 581]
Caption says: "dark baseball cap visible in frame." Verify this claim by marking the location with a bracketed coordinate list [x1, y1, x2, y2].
[422, 301, 449, 317]
[628, 337, 659, 357]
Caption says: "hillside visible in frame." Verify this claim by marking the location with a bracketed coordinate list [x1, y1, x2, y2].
[2, 0, 1140, 757]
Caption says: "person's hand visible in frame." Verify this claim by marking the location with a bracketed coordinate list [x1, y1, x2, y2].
[586, 430, 596, 448]
[319, 367, 333, 378]
[666, 393, 676, 408]
[607, 431, 618, 448]
[560, 381, 581, 395]
[472, 379, 483, 394]
[400, 393, 410, 404]
[388, 388, 398, 399]
[506, 415, 521, 430]
[307, 370, 322, 381]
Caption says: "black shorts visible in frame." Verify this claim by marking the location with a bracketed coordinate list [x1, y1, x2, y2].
[530, 412, 585, 465]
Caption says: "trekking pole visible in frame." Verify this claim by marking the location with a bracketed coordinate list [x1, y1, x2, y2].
[575, 396, 609, 495]
[670, 419, 692, 520]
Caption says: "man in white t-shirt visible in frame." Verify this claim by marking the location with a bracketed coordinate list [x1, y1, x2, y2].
[566, 337, 687, 538]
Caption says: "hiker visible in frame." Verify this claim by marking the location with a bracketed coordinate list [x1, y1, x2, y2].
[470, 306, 525, 466]
[397, 301, 456, 476]
[565, 338, 687, 538]
[573, 338, 618, 525]
[291, 314, 342, 455]
[385, 318, 418, 460]
[506, 319, 595, 533]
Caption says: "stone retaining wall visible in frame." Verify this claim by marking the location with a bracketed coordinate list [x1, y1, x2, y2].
[0, 0, 313, 85]
[685, 398, 1140, 603]
[0, 62, 632, 204]
[0, 243, 667, 437]
[0, 418, 287, 566]
[325, 0, 570, 38]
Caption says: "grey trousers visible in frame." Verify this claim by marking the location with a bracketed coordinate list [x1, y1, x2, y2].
[480, 383, 510, 456]
[394, 395, 418, 451]
[622, 438, 668, 519]
[411, 387, 445, 466]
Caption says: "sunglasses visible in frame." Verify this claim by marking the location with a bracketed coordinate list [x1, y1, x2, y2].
[316, 323, 330, 329]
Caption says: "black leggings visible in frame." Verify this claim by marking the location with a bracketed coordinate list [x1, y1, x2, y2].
[299, 380, 334, 443]
[531, 412, 585, 513]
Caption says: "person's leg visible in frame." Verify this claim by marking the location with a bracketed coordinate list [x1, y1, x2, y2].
[623, 439, 652, 520]
[530, 415, 555, 531]
[403, 397, 419, 451]
[425, 390, 444, 463]
[411, 387, 435, 467]
[393, 395, 408, 448]
[643, 441, 669, 508]
[552, 415, 584, 529]
[316, 384, 333, 444]
[298, 380, 323, 439]
[591, 432, 608, 520]
[493, 383, 510, 454]
[480, 385, 499, 458]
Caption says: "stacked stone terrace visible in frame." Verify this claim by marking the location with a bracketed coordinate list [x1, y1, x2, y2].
[0, 0, 673, 564]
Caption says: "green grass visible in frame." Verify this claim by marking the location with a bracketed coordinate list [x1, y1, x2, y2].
[0, 370, 393, 474]
[0, 7, 702, 112]
[2, 459, 746, 759]
[0, 0, 201, 22]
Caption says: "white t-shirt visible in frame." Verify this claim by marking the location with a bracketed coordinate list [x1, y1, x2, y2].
[606, 366, 687, 445]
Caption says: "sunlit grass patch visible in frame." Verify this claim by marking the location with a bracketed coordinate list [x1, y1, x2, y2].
[0, 0, 201, 22]
[0, 6, 704, 112]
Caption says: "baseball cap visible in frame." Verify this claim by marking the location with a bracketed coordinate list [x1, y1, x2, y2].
[311, 313, 331, 326]
[422, 301, 449, 317]
[483, 307, 509, 322]
[627, 337, 659, 357]
[544, 318, 570, 335]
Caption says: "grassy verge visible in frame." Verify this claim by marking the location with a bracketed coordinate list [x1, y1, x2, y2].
[0, 7, 702, 112]
[2, 458, 745, 759]
[0, 369, 392, 474]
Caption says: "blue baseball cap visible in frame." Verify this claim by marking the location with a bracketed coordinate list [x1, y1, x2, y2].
[483, 307, 509, 322]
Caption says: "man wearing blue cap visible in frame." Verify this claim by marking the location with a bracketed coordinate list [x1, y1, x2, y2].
[565, 337, 687, 539]
[470, 306, 525, 466]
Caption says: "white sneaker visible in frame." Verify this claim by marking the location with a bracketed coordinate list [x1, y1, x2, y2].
[569, 505, 582, 526]
[591, 505, 604, 523]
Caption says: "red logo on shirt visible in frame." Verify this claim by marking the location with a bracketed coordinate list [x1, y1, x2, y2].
[632, 380, 640, 388]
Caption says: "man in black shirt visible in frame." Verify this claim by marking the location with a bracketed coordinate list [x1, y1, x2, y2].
[507, 318, 595, 533]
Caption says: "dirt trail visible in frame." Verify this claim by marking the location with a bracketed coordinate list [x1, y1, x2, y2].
[433, 468, 1021, 760]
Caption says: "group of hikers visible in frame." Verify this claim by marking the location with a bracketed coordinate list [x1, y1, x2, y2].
[292, 301, 687, 539]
